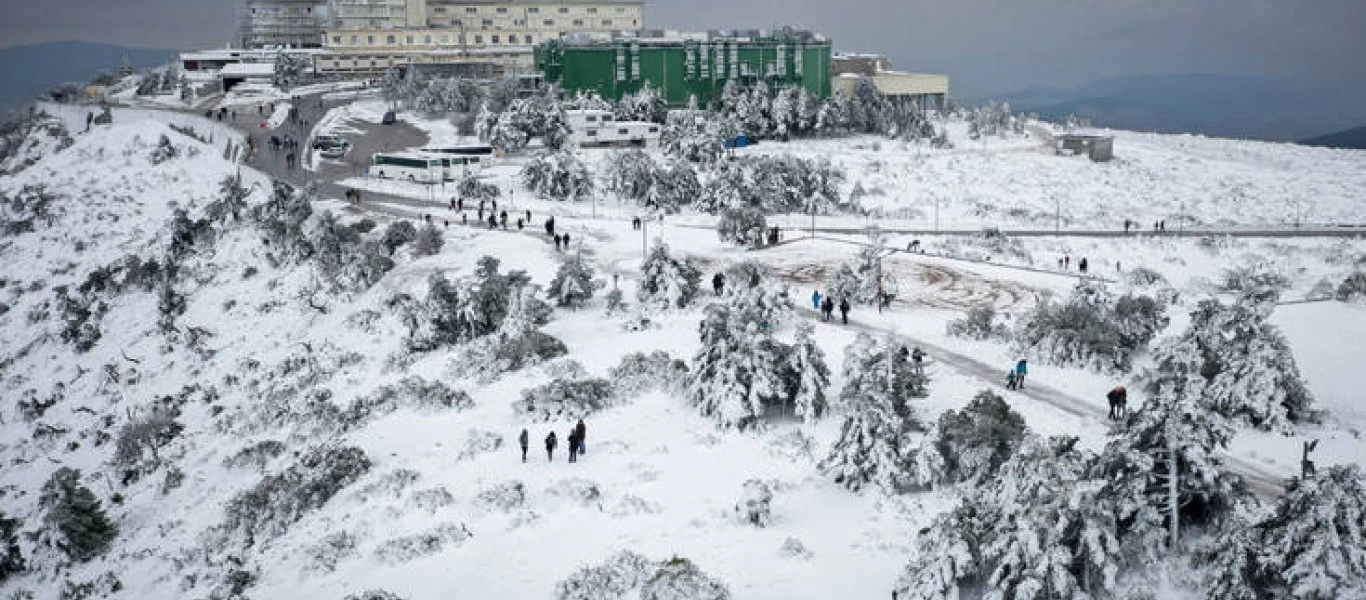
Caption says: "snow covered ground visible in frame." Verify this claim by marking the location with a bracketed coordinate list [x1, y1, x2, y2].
[2, 100, 1364, 600]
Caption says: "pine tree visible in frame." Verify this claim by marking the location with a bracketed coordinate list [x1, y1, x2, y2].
[411, 221, 444, 257]
[1251, 465, 1366, 598]
[934, 390, 1027, 484]
[636, 244, 701, 310]
[547, 251, 597, 308]
[475, 101, 497, 141]
[784, 322, 829, 422]
[1094, 336, 1245, 555]
[821, 335, 926, 492]
[39, 468, 118, 562]
[892, 499, 986, 600]
[686, 306, 787, 430]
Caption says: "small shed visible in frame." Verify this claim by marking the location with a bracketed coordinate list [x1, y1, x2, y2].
[1055, 134, 1114, 162]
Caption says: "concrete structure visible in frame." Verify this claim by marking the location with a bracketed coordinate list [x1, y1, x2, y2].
[240, 0, 329, 48]
[831, 53, 948, 109]
[219, 62, 279, 91]
[536, 28, 832, 106]
[315, 0, 643, 76]
[1055, 133, 1114, 162]
[180, 48, 320, 72]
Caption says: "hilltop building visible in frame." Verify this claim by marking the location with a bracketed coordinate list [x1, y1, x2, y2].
[536, 28, 832, 106]
[831, 53, 948, 109]
[239, 0, 330, 49]
[313, 0, 644, 76]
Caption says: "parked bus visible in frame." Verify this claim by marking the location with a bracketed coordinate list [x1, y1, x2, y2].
[370, 153, 444, 184]
[421, 146, 493, 178]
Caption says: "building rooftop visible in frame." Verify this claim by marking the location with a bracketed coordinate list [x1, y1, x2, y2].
[553, 27, 828, 46]
[428, 0, 641, 4]
[219, 62, 278, 77]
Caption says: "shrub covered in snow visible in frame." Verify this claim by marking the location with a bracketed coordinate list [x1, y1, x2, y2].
[946, 305, 1010, 341]
[223, 441, 287, 470]
[660, 110, 735, 164]
[344, 590, 408, 600]
[1219, 256, 1290, 303]
[822, 335, 927, 492]
[826, 243, 897, 307]
[411, 221, 444, 257]
[38, 468, 118, 562]
[602, 150, 700, 214]
[474, 481, 526, 513]
[0, 511, 24, 582]
[636, 244, 702, 311]
[609, 351, 689, 398]
[547, 252, 599, 308]
[302, 531, 357, 574]
[556, 551, 654, 600]
[396, 257, 551, 352]
[112, 403, 184, 484]
[641, 557, 731, 600]
[381, 220, 417, 255]
[345, 376, 473, 424]
[1124, 267, 1168, 288]
[222, 446, 371, 546]
[458, 174, 501, 201]
[373, 523, 473, 565]
[149, 134, 178, 165]
[1014, 280, 1168, 373]
[515, 376, 613, 422]
[735, 479, 773, 527]
[932, 390, 1027, 485]
[1336, 271, 1366, 302]
[456, 430, 504, 461]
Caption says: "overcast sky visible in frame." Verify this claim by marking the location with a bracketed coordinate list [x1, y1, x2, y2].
[2, 0, 1363, 97]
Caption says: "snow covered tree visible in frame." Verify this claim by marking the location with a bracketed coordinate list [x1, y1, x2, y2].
[716, 204, 768, 248]
[815, 89, 852, 135]
[827, 243, 896, 306]
[1176, 298, 1314, 430]
[522, 150, 594, 201]
[661, 110, 734, 164]
[39, 468, 118, 562]
[474, 101, 497, 141]
[686, 305, 788, 431]
[616, 82, 668, 123]
[735, 479, 773, 527]
[546, 251, 598, 308]
[1093, 336, 1247, 555]
[892, 501, 987, 600]
[821, 334, 927, 492]
[149, 133, 178, 165]
[1015, 280, 1168, 373]
[636, 243, 701, 310]
[603, 149, 657, 202]
[489, 117, 530, 153]
[782, 322, 830, 422]
[1199, 465, 1366, 600]
[933, 390, 1027, 485]
[379, 68, 408, 107]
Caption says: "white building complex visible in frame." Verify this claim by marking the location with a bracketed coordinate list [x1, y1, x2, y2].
[239, 0, 330, 48]
[831, 53, 949, 109]
[313, 0, 644, 76]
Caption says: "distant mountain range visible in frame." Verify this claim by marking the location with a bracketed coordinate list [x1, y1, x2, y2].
[984, 73, 1366, 143]
[1299, 125, 1366, 150]
[0, 41, 177, 117]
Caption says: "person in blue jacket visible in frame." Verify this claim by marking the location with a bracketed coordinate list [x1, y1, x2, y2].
[1014, 359, 1028, 389]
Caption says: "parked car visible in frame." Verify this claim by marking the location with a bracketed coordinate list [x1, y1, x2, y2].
[381, 110, 397, 125]
[313, 134, 345, 150]
[319, 142, 349, 159]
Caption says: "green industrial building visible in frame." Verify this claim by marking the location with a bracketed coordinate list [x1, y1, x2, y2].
[535, 29, 832, 107]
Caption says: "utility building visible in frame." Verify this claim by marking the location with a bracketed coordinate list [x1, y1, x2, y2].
[536, 28, 832, 106]
[831, 53, 948, 110]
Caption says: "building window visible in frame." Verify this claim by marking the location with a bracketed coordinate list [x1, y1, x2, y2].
[586, 130, 597, 136]
[434, 6, 445, 13]
[423, 35, 431, 44]
[528, 6, 538, 13]
[586, 115, 597, 122]
[370, 60, 377, 66]
[440, 35, 449, 43]
[496, 7, 507, 13]
[587, 6, 597, 13]
[386, 35, 396, 44]
[514, 19, 525, 26]
[632, 19, 637, 26]
[558, 7, 568, 13]
[601, 19, 611, 26]
[405, 35, 413, 44]
[332, 36, 342, 44]
[453, 19, 461, 25]
[573, 19, 583, 26]
[482, 18, 493, 26]
[618, 128, 629, 135]
[508, 34, 517, 43]
[615, 7, 625, 13]
[367, 35, 375, 44]
[492, 35, 499, 43]
[466, 7, 477, 13]
[474, 34, 482, 43]
[543, 19, 554, 26]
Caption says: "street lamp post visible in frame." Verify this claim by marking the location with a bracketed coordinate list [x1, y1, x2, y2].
[1054, 195, 1061, 236]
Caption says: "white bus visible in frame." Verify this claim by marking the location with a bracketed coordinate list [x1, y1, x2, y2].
[370, 153, 444, 183]
[565, 110, 661, 149]
[421, 145, 493, 179]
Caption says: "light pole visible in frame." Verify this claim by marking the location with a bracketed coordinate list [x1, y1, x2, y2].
[1054, 194, 1061, 236]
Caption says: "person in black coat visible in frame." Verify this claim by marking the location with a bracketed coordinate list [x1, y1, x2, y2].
[821, 296, 835, 322]
[567, 430, 579, 463]
[544, 431, 558, 461]
[839, 299, 851, 324]
[519, 428, 529, 462]
[574, 419, 587, 455]
[713, 272, 725, 295]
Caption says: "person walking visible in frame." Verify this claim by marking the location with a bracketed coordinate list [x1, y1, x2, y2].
[544, 431, 558, 462]
[567, 429, 579, 463]
[1107, 386, 1128, 420]
[1014, 359, 1028, 389]
[525, 209, 532, 223]
[519, 428, 530, 462]
[517, 218, 524, 231]
[546, 216, 556, 237]
[554, 234, 562, 251]
[574, 419, 587, 455]
[1079, 258, 1088, 274]
[1064, 255, 1070, 270]
[563, 232, 571, 246]
[839, 298, 850, 325]
[1006, 369, 1019, 390]
[911, 347, 925, 374]
[821, 296, 835, 322]
[811, 290, 822, 311]
[713, 272, 725, 295]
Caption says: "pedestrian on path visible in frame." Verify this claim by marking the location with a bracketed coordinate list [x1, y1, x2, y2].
[1079, 257, 1088, 274]
[1014, 359, 1028, 389]
[1006, 369, 1019, 390]
[517, 218, 524, 230]
[839, 299, 850, 325]
[544, 431, 558, 461]
[1064, 255, 1071, 270]
[574, 419, 587, 455]
[821, 296, 834, 322]
[525, 209, 531, 223]
[713, 272, 725, 295]
[563, 232, 571, 246]
[546, 217, 556, 237]
[519, 428, 529, 462]
[811, 290, 822, 311]
[1107, 386, 1128, 420]
[500, 210, 508, 228]
[911, 347, 925, 374]
[567, 429, 579, 463]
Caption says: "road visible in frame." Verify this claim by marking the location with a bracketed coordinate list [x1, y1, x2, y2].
[218, 92, 1290, 499]
[715, 224, 1366, 239]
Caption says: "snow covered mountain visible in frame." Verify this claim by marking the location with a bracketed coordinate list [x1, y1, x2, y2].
[1, 93, 1365, 600]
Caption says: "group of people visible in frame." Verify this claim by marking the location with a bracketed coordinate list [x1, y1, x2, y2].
[205, 107, 237, 122]
[521, 419, 589, 463]
[1056, 255, 1090, 274]
[811, 290, 851, 324]
[899, 345, 927, 373]
[1123, 219, 1168, 233]
[1005, 359, 1028, 390]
